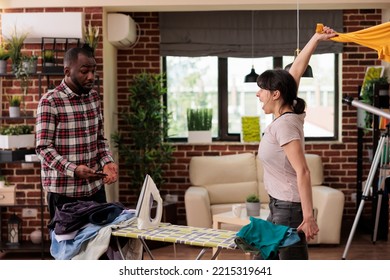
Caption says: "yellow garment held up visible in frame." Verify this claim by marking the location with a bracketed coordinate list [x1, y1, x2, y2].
[316, 22, 390, 63]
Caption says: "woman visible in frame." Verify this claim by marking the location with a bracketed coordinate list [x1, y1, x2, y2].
[256, 26, 337, 259]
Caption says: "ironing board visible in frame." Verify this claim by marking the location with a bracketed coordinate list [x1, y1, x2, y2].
[112, 221, 238, 260]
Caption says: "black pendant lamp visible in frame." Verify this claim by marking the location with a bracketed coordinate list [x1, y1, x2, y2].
[284, 50, 313, 77]
[244, 11, 259, 83]
[284, 2, 313, 78]
[245, 67, 259, 83]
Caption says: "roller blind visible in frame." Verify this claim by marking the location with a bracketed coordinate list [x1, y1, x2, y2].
[160, 10, 343, 57]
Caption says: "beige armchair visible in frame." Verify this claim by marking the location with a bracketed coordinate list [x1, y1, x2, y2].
[185, 153, 345, 244]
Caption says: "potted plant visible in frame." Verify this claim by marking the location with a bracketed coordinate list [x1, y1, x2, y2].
[12, 64, 29, 117]
[7, 95, 21, 117]
[0, 124, 34, 149]
[42, 49, 59, 73]
[3, 27, 28, 73]
[187, 108, 213, 143]
[0, 42, 10, 74]
[245, 193, 260, 217]
[83, 20, 99, 55]
[21, 54, 38, 74]
[42, 50, 55, 66]
[112, 72, 175, 195]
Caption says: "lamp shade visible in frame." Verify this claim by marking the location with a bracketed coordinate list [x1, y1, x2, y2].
[284, 63, 313, 78]
[303, 64, 313, 78]
[244, 67, 259, 83]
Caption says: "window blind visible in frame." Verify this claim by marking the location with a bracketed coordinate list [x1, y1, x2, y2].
[159, 10, 343, 57]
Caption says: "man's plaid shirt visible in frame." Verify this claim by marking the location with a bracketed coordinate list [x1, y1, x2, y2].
[36, 80, 114, 197]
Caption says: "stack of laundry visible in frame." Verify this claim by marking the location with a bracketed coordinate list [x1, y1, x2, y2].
[48, 201, 140, 260]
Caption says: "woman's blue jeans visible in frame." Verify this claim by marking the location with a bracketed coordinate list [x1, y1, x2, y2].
[267, 196, 308, 260]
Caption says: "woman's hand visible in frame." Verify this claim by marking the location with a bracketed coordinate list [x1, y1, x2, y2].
[289, 25, 337, 86]
[315, 25, 337, 41]
[297, 217, 319, 241]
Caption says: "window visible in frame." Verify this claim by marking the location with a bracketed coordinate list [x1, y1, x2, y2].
[165, 53, 339, 141]
[165, 56, 218, 139]
[227, 57, 273, 138]
[283, 53, 339, 139]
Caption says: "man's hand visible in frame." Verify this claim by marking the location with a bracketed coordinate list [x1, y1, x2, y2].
[75, 165, 105, 180]
[102, 162, 118, 185]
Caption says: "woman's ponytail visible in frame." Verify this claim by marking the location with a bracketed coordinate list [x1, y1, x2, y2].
[292, 97, 306, 114]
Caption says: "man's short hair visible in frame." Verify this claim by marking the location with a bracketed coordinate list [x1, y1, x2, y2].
[63, 47, 94, 66]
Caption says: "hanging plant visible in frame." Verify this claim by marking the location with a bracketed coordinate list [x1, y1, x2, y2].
[13, 62, 29, 115]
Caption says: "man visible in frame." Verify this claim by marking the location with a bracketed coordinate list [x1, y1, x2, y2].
[36, 47, 118, 220]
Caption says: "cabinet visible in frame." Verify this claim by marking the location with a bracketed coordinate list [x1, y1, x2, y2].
[356, 82, 390, 240]
[0, 188, 47, 257]
[0, 72, 61, 258]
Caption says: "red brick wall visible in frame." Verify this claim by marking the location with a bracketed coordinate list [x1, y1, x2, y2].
[0, 7, 104, 243]
[0, 8, 387, 243]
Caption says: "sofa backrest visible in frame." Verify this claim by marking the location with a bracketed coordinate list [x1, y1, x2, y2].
[256, 153, 324, 186]
[189, 152, 324, 205]
[305, 154, 324, 186]
[255, 157, 269, 203]
[189, 153, 258, 204]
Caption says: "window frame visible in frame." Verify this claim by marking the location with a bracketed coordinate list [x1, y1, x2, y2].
[163, 54, 340, 142]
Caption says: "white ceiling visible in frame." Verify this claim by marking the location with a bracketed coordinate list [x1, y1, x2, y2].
[1, 0, 390, 11]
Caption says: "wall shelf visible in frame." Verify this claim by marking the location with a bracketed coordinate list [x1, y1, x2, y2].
[0, 72, 64, 258]
[0, 149, 36, 163]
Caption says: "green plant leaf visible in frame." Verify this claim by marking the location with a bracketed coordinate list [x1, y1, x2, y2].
[187, 108, 213, 131]
[111, 71, 175, 193]
[0, 125, 33, 135]
[246, 193, 260, 202]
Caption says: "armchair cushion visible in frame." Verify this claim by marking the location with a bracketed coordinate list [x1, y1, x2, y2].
[189, 153, 258, 204]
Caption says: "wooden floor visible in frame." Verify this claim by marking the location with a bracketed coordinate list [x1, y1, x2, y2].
[1, 229, 389, 260]
[142, 231, 390, 260]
